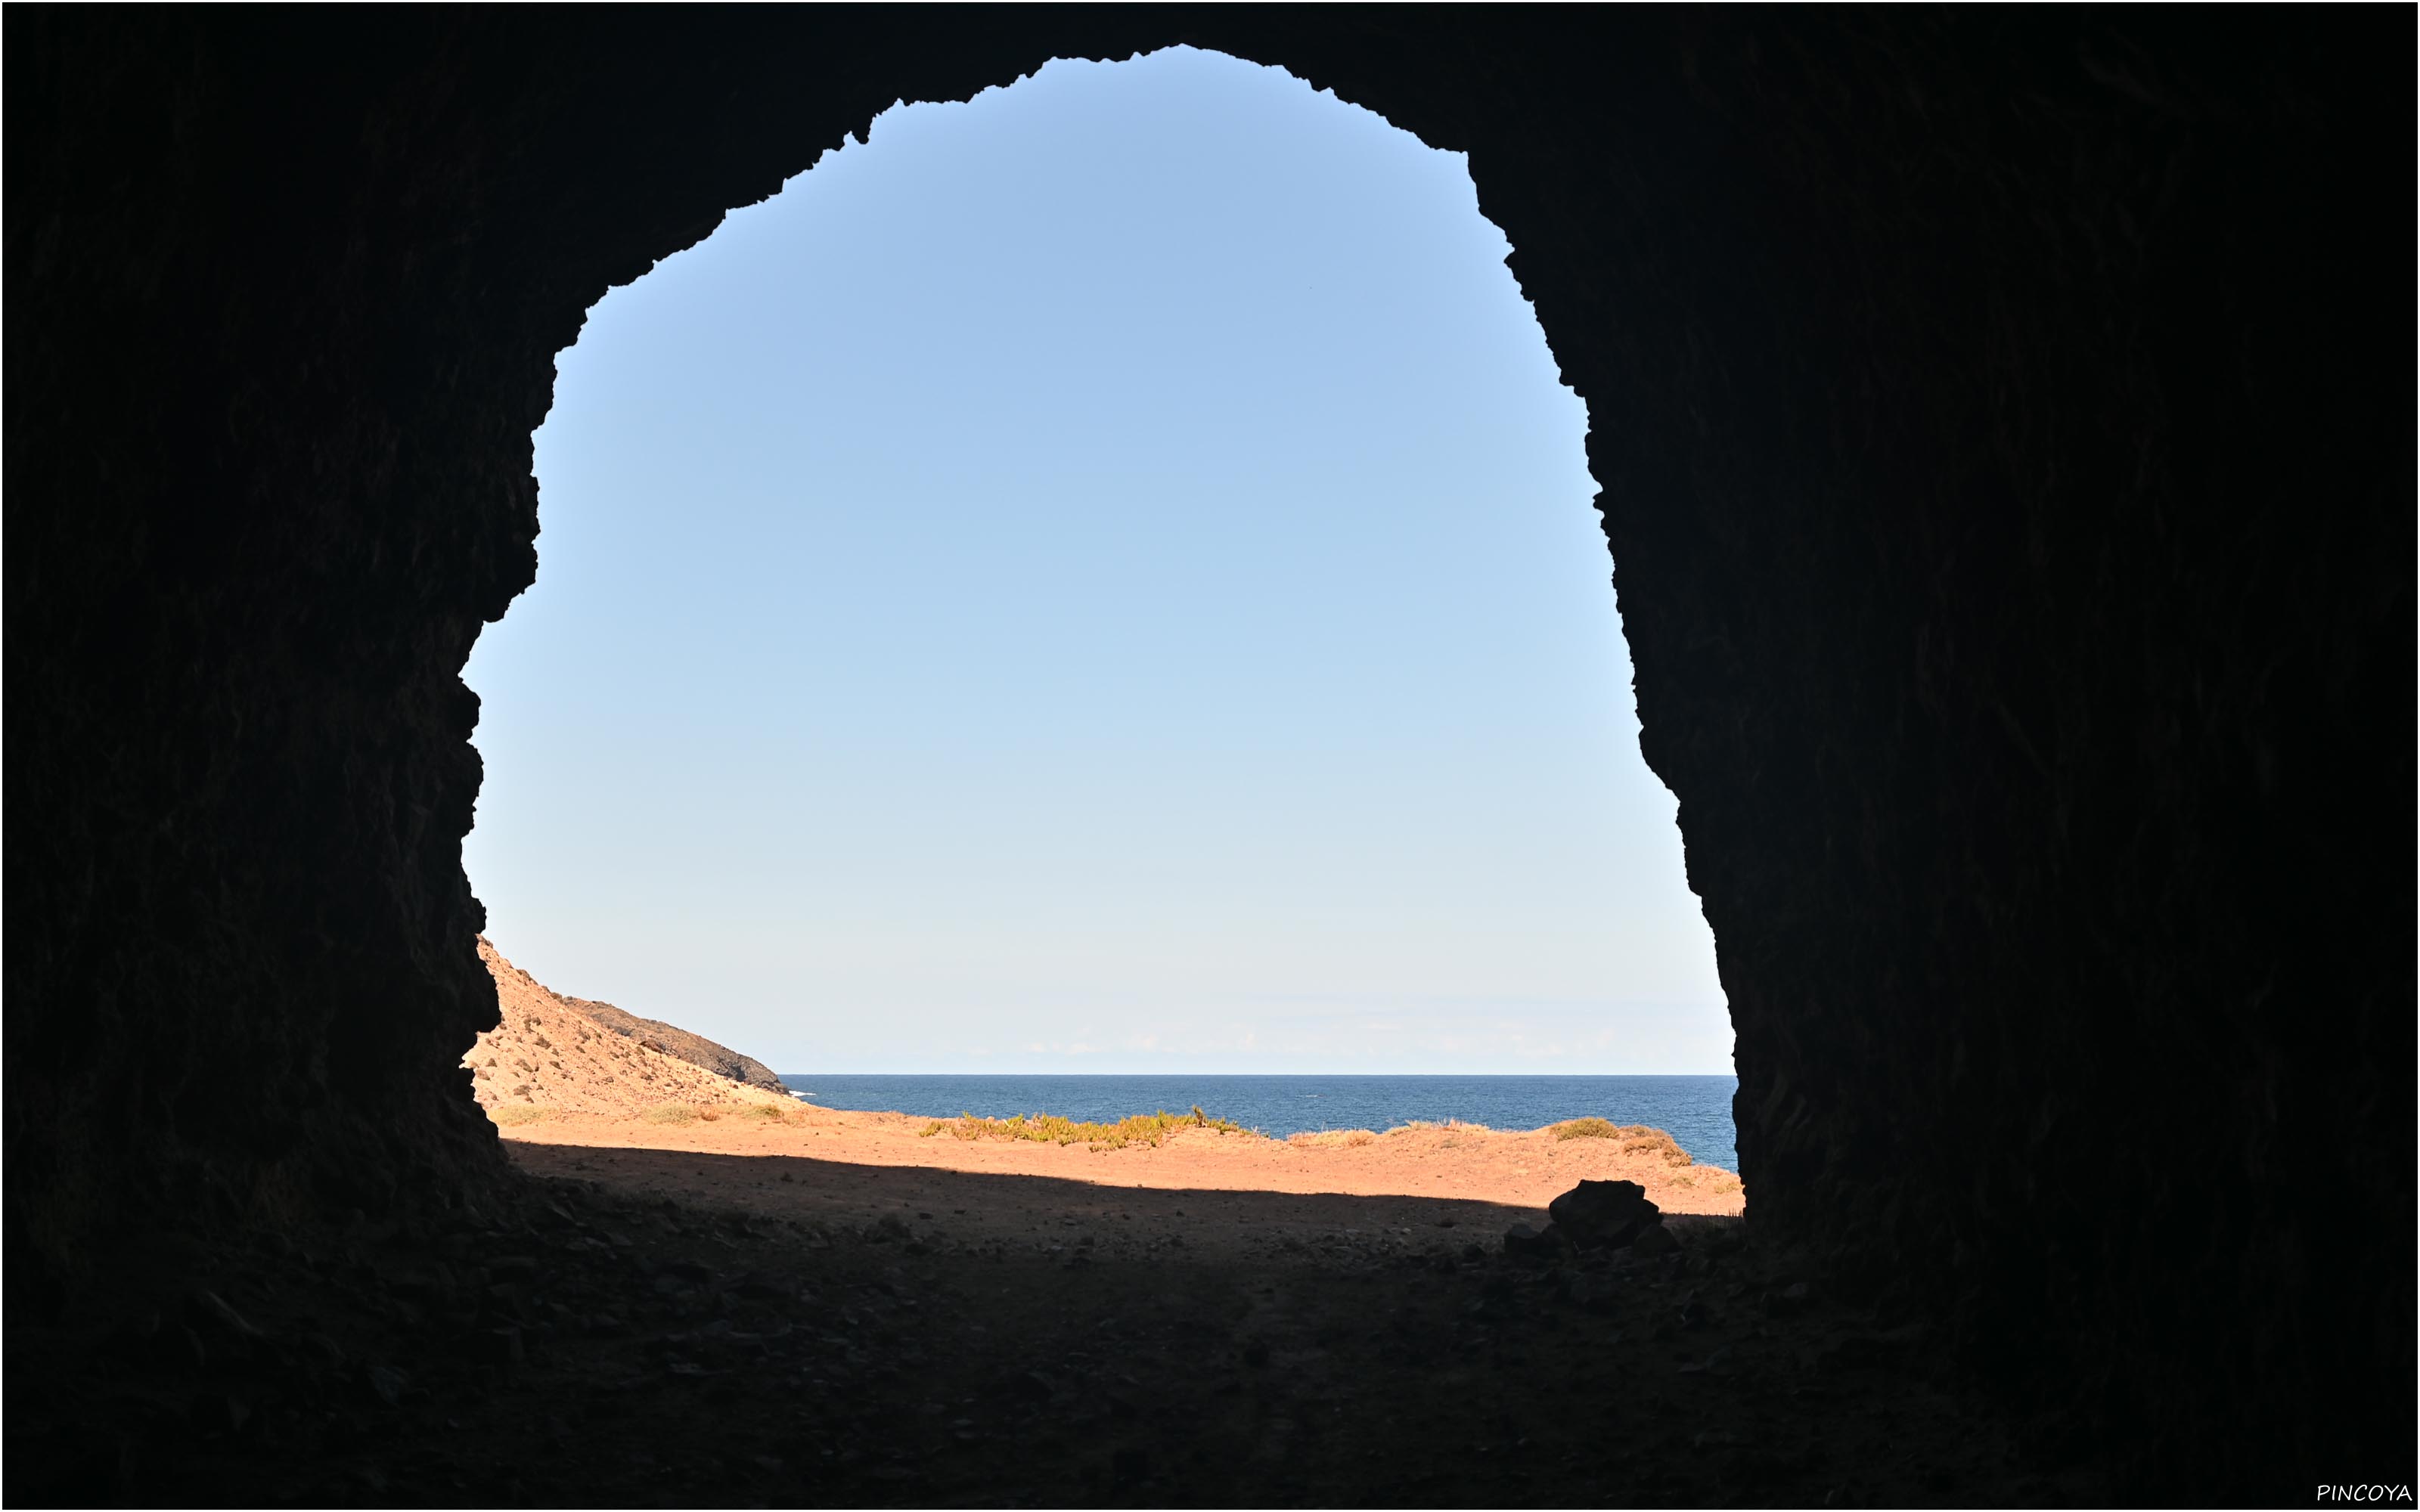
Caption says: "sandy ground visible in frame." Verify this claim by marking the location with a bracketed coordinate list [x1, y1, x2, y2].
[501, 1105, 1743, 1266]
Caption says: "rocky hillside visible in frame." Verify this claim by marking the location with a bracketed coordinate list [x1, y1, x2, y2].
[554, 991, 785, 1093]
[467, 939, 795, 1117]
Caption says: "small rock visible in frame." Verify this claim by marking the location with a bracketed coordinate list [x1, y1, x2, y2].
[187, 1391, 250, 1437]
[1547, 1181, 1662, 1250]
[183, 1290, 262, 1345]
[487, 1327, 526, 1367]
[365, 1365, 408, 1407]
[1503, 1222, 1568, 1261]
[1630, 1222, 1680, 1258]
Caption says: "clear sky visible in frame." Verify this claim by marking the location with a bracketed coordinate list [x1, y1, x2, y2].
[463, 47, 1732, 1076]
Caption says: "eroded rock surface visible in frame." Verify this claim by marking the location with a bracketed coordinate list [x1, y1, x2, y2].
[550, 992, 786, 1095]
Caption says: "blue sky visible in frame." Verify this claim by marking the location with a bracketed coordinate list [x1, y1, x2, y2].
[463, 47, 1732, 1074]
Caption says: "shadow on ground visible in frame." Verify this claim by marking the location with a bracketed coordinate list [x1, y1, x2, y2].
[5, 1158, 2108, 1507]
[510, 1140, 1552, 1266]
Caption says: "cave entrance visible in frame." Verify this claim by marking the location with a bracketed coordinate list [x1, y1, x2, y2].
[464, 46, 1731, 1151]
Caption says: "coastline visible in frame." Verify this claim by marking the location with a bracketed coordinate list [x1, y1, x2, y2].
[496, 1103, 1744, 1264]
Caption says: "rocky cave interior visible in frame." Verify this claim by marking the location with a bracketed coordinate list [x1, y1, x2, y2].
[6, 8, 2410, 1506]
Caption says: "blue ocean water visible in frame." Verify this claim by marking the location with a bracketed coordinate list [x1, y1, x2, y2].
[774, 1074, 1739, 1173]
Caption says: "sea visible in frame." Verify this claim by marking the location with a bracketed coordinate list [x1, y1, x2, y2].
[774, 1074, 1739, 1173]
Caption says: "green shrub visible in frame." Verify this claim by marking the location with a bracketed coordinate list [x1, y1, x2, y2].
[1551, 1118, 1693, 1166]
[917, 1106, 1249, 1151]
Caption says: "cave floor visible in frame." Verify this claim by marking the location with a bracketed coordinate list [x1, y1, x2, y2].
[7, 1159, 2110, 1507]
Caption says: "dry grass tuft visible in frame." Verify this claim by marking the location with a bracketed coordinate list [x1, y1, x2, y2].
[733, 1102, 790, 1121]
[641, 1103, 700, 1126]
[919, 1105, 1249, 1151]
[1550, 1119, 1694, 1166]
[490, 1104, 551, 1126]
[1288, 1128, 1379, 1148]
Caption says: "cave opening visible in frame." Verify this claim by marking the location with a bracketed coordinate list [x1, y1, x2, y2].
[466, 48, 1735, 1117]
[9, 10, 2406, 1504]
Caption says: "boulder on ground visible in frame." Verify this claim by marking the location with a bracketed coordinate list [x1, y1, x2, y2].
[1503, 1221, 1571, 1260]
[1547, 1179, 1664, 1250]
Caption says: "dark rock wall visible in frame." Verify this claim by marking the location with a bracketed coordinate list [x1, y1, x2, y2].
[8, 6, 2407, 1492]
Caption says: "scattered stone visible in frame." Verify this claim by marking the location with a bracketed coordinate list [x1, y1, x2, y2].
[187, 1391, 250, 1437]
[1503, 1222, 1569, 1261]
[183, 1290, 262, 1345]
[486, 1327, 526, 1367]
[364, 1365, 408, 1407]
[1823, 1323, 1926, 1370]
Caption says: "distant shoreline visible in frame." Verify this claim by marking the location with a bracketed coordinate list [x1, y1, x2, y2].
[771, 1070, 1741, 1172]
